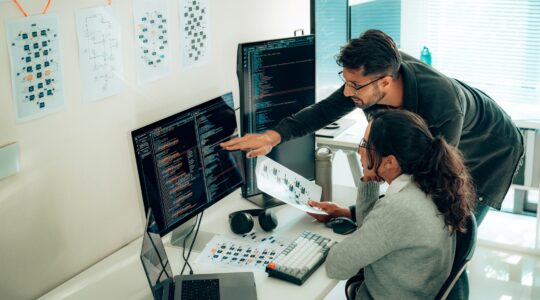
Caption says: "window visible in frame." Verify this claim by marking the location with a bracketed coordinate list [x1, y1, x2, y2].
[313, 0, 348, 100]
[424, 0, 540, 119]
[349, 0, 401, 46]
[312, 0, 401, 100]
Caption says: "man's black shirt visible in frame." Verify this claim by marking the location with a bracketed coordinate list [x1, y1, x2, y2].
[273, 52, 524, 209]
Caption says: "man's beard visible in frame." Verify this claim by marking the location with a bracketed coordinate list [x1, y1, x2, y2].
[354, 89, 385, 110]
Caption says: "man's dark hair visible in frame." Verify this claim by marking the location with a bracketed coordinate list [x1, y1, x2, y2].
[336, 29, 401, 78]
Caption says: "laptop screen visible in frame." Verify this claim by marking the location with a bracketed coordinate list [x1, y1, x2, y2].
[140, 209, 174, 297]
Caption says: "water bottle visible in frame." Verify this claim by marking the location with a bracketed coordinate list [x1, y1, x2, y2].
[420, 46, 432, 66]
[315, 147, 333, 202]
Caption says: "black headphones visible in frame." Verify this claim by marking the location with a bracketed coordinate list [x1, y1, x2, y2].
[228, 209, 278, 234]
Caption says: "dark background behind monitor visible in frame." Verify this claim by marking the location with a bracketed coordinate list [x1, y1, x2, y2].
[237, 35, 316, 207]
[131, 93, 244, 236]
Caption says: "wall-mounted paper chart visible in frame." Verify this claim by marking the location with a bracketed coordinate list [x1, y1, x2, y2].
[6, 14, 64, 122]
[180, 0, 209, 68]
[256, 156, 326, 215]
[76, 5, 124, 102]
[133, 0, 171, 84]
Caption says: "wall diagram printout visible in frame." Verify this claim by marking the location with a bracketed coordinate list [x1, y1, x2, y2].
[76, 5, 124, 102]
[196, 232, 292, 270]
[6, 14, 64, 122]
[256, 156, 326, 215]
[180, 0, 209, 68]
[133, 0, 171, 84]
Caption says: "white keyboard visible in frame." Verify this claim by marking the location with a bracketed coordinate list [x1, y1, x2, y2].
[265, 231, 337, 285]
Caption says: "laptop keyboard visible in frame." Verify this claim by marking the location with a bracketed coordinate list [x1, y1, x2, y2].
[181, 279, 220, 300]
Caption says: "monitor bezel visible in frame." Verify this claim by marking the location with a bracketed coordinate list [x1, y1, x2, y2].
[237, 34, 315, 49]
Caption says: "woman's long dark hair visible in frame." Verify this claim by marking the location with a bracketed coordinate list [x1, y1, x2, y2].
[365, 110, 475, 233]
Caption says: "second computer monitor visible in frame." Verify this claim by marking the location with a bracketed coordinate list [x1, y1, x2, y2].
[237, 35, 316, 206]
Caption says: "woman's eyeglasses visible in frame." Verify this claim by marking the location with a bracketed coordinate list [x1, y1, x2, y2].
[358, 138, 373, 151]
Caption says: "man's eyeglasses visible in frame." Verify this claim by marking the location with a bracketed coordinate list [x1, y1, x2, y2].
[338, 71, 388, 94]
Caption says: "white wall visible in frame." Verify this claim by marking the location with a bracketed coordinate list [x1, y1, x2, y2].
[0, 0, 310, 299]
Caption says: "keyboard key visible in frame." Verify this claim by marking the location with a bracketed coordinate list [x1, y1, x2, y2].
[181, 279, 219, 300]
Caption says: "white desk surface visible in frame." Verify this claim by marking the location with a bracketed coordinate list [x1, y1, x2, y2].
[316, 116, 366, 152]
[316, 116, 540, 150]
[515, 119, 540, 130]
[39, 185, 357, 300]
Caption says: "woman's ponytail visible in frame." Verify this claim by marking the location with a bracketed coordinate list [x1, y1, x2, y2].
[414, 136, 475, 233]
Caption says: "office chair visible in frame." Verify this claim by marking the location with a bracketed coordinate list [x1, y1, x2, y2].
[345, 215, 477, 300]
[345, 270, 364, 300]
[435, 214, 478, 300]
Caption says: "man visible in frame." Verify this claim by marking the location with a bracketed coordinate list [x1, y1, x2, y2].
[221, 29, 523, 226]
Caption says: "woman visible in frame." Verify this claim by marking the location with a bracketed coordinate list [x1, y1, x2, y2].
[309, 110, 475, 299]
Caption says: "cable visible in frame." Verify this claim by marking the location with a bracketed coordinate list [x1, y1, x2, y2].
[41, 0, 51, 14]
[12, 0, 52, 17]
[12, 0, 27, 17]
[180, 214, 198, 275]
[181, 211, 204, 275]
[186, 211, 203, 275]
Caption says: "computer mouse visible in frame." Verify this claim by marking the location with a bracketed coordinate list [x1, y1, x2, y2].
[325, 217, 358, 235]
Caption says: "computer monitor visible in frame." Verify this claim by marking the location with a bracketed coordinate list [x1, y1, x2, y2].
[131, 92, 244, 238]
[237, 35, 316, 207]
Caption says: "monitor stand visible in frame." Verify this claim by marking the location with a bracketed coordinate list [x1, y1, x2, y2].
[245, 193, 285, 209]
[170, 217, 215, 253]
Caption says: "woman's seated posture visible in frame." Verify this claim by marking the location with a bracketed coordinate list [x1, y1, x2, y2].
[309, 110, 475, 299]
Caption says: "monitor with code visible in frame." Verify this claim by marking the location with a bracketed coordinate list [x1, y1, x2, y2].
[131, 93, 244, 235]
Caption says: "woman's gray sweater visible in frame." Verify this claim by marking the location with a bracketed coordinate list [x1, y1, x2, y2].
[325, 175, 456, 300]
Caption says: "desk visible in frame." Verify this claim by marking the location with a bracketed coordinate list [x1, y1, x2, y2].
[511, 120, 540, 251]
[316, 116, 365, 152]
[39, 185, 357, 300]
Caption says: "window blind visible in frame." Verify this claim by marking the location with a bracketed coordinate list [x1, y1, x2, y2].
[350, 0, 401, 46]
[314, 0, 348, 100]
[425, 0, 540, 119]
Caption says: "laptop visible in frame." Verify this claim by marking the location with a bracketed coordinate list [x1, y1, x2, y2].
[140, 210, 258, 300]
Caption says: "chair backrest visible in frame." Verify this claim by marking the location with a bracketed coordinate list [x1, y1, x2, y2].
[435, 214, 478, 300]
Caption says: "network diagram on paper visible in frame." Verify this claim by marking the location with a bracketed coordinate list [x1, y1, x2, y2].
[181, 0, 208, 67]
[7, 15, 64, 121]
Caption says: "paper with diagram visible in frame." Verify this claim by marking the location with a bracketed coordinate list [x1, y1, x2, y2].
[256, 156, 326, 215]
[76, 5, 124, 102]
[6, 14, 65, 122]
[133, 0, 171, 84]
[180, 0, 209, 68]
[195, 232, 292, 270]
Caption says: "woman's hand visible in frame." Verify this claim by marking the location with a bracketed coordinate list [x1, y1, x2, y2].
[307, 200, 352, 222]
[361, 166, 384, 182]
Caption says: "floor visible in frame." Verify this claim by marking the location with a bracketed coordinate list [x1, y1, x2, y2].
[326, 154, 540, 299]
[469, 210, 540, 300]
